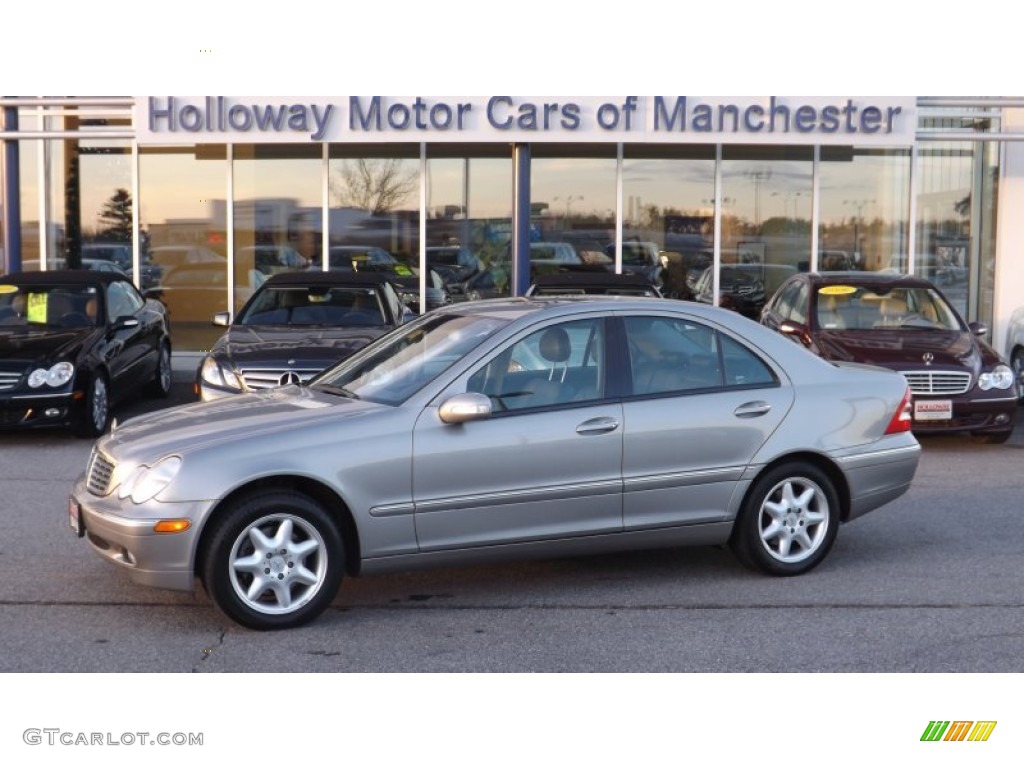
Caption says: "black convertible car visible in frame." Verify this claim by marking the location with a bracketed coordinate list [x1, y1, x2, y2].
[0, 270, 172, 436]
[196, 271, 408, 401]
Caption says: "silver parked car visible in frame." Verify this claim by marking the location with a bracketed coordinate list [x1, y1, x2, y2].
[1005, 304, 1024, 401]
[69, 297, 921, 630]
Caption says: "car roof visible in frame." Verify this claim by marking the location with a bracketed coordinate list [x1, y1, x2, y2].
[0, 269, 126, 287]
[532, 272, 656, 288]
[264, 271, 391, 288]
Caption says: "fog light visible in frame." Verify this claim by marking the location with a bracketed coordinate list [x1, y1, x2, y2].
[994, 413, 1010, 425]
[44, 408, 61, 418]
[153, 520, 191, 534]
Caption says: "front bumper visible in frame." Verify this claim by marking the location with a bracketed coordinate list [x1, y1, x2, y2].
[0, 390, 80, 429]
[910, 392, 1018, 435]
[71, 473, 210, 592]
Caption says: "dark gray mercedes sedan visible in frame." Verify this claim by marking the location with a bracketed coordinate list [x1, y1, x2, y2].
[70, 297, 920, 630]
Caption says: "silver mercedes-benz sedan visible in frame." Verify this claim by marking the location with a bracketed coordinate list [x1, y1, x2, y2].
[69, 297, 921, 630]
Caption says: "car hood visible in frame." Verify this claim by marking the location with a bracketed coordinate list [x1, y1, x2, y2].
[214, 325, 388, 366]
[814, 328, 986, 370]
[0, 326, 94, 364]
[101, 385, 385, 462]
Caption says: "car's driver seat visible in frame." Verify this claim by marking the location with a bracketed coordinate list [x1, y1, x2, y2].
[521, 326, 574, 408]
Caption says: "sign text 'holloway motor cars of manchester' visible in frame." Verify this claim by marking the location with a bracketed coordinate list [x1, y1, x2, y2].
[137, 96, 916, 145]
[70, 296, 920, 630]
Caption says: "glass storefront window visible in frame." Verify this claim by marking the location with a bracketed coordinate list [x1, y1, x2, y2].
[916, 138, 997, 320]
[233, 144, 321, 314]
[426, 144, 512, 302]
[327, 143, 419, 273]
[531, 144, 616, 287]
[622, 145, 715, 298]
[819, 147, 910, 274]
[140, 145, 228, 349]
[720, 146, 813, 319]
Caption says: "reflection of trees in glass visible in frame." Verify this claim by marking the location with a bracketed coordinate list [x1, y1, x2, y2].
[97, 188, 133, 242]
[331, 159, 417, 214]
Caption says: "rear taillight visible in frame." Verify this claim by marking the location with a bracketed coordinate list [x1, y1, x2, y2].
[885, 387, 913, 434]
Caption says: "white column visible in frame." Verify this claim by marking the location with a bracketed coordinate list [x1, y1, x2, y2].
[993, 108, 1024, 356]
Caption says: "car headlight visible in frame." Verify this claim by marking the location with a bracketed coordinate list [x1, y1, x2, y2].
[118, 456, 183, 504]
[200, 356, 242, 391]
[978, 365, 1014, 391]
[27, 362, 75, 388]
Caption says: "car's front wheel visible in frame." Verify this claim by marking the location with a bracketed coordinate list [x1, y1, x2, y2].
[75, 371, 110, 438]
[201, 491, 344, 630]
[730, 463, 839, 576]
[148, 341, 172, 398]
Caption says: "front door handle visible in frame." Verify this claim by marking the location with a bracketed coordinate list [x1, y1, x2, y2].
[576, 417, 620, 435]
[734, 401, 772, 418]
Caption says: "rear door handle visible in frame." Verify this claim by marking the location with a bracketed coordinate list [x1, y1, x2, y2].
[576, 417, 620, 435]
[734, 401, 772, 418]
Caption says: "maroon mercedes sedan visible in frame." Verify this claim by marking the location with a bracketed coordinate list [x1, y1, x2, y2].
[761, 271, 1017, 443]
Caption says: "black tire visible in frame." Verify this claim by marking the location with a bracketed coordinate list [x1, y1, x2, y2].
[148, 341, 172, 398]
[200, 491, 344, 630]
[74, 371, 111, 438]
[730, 462, 840, 576]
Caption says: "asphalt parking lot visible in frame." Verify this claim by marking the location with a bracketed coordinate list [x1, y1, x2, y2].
[1, 353, 1023, 673]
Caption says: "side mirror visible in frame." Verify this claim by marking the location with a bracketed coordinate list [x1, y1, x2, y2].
[779, 320, 811, 346]
[968, 321, 989, 337]
[438, 392, 492, 424]
[113, 315, 140, 330]
[212, 311, 231, 327]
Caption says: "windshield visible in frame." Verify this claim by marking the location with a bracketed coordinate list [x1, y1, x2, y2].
[0, 284, 101, 329]
[237, 285, 386, 326]
[816, 285, 964, 331]
[312, 311, 510, 405]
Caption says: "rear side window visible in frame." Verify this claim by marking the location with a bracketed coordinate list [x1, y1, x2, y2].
[625, 315, 778, 396]
[720, 334, 777, 387]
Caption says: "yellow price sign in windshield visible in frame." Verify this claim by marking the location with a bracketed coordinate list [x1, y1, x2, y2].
[818, 285, 857, 296]
[27, 293, 48, 324]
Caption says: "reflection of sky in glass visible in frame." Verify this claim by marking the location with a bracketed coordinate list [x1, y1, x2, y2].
[722, 161, 812, 224]
[427, 158, 512, 219]
[237, 156, 320, 207]
[532, 158, 616, 217]
[623, 159, 715, 214]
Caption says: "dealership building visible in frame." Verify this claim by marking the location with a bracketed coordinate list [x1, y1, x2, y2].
[2, 95, 1023, 358]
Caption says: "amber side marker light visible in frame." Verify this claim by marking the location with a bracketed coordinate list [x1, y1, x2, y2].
[154, 520, 191, 534]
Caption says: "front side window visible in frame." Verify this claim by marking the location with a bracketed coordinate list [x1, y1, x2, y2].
[467, 318, 605, 412]
[106, 281, 137, 321]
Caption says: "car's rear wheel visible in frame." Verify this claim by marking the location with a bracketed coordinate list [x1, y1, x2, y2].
[148, 341, 172, 398]
[75, 372, 110, 438]
[731, 463, 839, 576]
[201, 491, 344, 630]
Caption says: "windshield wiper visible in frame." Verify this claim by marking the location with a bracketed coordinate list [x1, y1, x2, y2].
[312, 383, 360, 399]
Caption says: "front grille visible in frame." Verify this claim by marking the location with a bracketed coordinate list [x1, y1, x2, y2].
[239, 367, 323, 391]
[901, 370, 972, 395]
[0, 369, 25, 391]
[87, 450, 117, 496]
